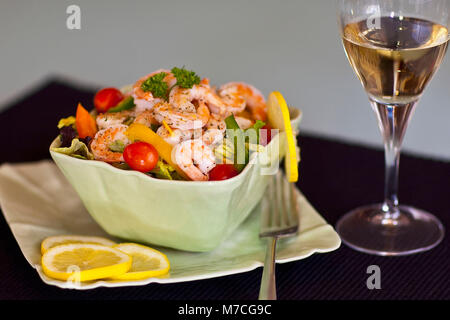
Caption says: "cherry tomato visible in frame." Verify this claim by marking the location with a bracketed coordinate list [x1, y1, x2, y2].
[259, 124, 273, 146]
[209, 164, 239, 181]
[94, 88, 124, 113]
[123, 142, 158, 172]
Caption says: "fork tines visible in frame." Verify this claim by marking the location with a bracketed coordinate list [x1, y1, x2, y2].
[260, 172, 299, 238]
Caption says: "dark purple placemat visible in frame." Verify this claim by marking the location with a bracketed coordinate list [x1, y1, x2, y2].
[0, 79, 449, 300]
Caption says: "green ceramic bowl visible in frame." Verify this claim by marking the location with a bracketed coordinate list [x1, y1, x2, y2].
[50, 108, 302, 252]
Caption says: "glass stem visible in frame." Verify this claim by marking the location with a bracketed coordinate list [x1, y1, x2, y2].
[370, 99, 417, 219]
[383, 127, 400, 216]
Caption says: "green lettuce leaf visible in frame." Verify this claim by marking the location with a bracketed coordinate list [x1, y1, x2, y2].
[250, 120, 266, 131]
[51, 138, 94, 160]
[150, 160, 183, 180]
[245, 120, 265, 144]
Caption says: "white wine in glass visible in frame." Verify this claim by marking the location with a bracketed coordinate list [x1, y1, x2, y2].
[336, 0, 449, 255]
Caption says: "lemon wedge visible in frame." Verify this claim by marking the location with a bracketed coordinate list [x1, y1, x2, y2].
[267, 91, 299, 182]
[41, 243, 132, 282]
[110, 243, 170, 280]
[41, 235, 116, 254]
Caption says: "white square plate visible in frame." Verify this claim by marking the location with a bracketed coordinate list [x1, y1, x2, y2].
[0, 160, 340, 289]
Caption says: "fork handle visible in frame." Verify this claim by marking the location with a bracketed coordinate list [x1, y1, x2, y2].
[258, 237, 277, 300]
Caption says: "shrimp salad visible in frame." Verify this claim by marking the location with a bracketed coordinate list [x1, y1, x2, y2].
[52, 67, 274, 181]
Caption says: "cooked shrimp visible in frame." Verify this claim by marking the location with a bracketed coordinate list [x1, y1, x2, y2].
[174, 139, 216, 181]
[96, 110, 135, 130]
[132, 69, 177, 112]
[234, 116, 253, 130]
[152, 100, 210, 131]
[202, 113, 226, 146]
[91, 125, 130, 163]
[169, 84, 224, 114]
[133, 110, 158, 127]
[156, 126, 193, 146]
[218, 82, 267, 121]
[214, 87, 246, 116]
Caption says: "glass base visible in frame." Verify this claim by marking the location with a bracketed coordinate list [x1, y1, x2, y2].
[336, 204, 444, 256]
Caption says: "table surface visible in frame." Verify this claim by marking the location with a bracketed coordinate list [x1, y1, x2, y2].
[0, 79, 449, 300]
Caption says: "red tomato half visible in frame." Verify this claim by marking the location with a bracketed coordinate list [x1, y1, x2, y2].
[209, 164, 239, 181]
[123, 142, 158, 172]
[94, 88, 124, 113]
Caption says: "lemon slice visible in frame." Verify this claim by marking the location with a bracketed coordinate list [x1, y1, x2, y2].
[267, 91, 299, 182]
[41, 244, 132, 282]
[110, 243, 170, 280]
[41, 235, 116, 254]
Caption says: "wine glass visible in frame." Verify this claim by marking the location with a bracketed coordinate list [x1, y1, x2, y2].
[336, 0, 449, 255]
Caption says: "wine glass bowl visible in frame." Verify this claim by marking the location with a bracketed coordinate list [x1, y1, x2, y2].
[336, 0, 449, 255]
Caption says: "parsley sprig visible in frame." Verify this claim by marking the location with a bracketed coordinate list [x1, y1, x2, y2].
[140, 72, 169, 99]
[140, 67, 201, 101]
[171, 67, 201, 89]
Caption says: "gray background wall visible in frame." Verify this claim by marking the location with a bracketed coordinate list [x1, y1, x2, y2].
[1, 0, 449, 159]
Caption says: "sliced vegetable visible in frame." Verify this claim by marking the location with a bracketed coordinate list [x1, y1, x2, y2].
[110, 162, 130, 170]
[150, 160, 179, 180]
[251, 120, 266, 131]
[122, 115, 136, 126]
[75, 103, 97, 139]
[94, 88, 124, 113]
[150, 123, 160, 132]
[57, 116, 76, 129]
[59, 125, 77, 148]
[209, 164, 239, 181]
[79, 136, 93, 149]
[224, 115, 249, 172]
[51, 138, 94, 160]
[123, 142, 158, 172]
[107, 96, 136, 113]
[109, 140, 126, 153]
[224, 114, 241, 131]
[245, 119, 266, 145]
[125, 123, 189, 180]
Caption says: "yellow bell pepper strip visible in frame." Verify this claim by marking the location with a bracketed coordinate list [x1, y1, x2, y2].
[57, 116, 76, 129]
[75, 103, 97, 139]
[125, 123, 190, 180]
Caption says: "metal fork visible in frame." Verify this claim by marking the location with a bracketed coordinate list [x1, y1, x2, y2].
[258, 172, 299, 300]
